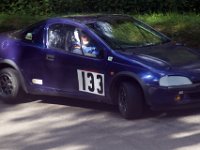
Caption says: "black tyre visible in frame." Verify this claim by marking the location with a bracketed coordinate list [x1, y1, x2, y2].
[118, 82, 144, 119]
[0, 68, 24, 104]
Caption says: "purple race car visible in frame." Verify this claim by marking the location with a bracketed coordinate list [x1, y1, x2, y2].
[0, 14, 200, 119]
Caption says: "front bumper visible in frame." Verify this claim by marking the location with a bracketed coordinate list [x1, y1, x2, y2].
[146, 83, 200, 110]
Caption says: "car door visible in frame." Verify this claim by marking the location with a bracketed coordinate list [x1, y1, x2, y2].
[43, 23, 108, 100]
[18, 22, 47, 88]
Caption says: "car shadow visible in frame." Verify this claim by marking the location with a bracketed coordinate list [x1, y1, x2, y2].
[23, 95, 200, 120]
[27, 95, 118, 112]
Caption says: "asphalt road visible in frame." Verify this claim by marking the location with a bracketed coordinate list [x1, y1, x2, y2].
[1, 96, 200, 150]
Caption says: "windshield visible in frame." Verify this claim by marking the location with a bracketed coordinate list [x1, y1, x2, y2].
[87, 16, 170, 50]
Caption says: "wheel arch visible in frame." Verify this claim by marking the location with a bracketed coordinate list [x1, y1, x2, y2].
[110, 71, 148, 105]
[0, 59, 28, 93]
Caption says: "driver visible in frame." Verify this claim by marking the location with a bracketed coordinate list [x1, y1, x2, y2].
[81, 33, 99, 57]
[70, 29, 99, 57]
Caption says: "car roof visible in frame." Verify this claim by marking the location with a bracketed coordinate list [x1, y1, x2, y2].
[67, 14, 129, 21]
[47, 14, 132, 24]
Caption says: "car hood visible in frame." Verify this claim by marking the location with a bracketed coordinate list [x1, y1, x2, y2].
[122, 42, 200, 71]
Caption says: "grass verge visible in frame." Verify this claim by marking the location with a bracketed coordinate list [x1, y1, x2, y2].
[0, 14, 47, 32]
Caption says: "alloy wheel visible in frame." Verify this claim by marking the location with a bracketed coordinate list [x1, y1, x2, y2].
[0, 73, 14, 96]
[118, 86, 128, 114]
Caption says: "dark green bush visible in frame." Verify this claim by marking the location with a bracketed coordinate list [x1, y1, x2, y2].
[0, 0, 199, 15]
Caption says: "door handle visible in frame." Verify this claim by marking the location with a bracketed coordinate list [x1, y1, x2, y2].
[46, 54, 55, 61]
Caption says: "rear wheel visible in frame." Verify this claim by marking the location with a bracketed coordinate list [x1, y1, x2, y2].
[0, 68, 24, 104]
[118, 82, 144, 119]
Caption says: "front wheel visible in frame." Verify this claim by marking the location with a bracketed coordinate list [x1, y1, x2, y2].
[118, 82, 144, 119]
[0, 68, 24, 104]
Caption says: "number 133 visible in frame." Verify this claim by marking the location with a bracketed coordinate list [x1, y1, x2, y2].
[77, 69, 105, 96]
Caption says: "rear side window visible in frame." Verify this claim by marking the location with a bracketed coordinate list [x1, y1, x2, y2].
[23, 23, 44, 47]
[11, 21, 45, 47]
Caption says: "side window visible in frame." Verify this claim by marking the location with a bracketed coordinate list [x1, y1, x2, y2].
[48, 24, 77, 52]
[47, 24, 103, 58]
[24, 24, 44, 47]
[48, 24, 66, 50]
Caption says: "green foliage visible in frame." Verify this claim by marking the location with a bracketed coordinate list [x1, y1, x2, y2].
[1, 13, 199, 49]
[0, 0, 52, 15]
[0, 0, 199, 15]
[137, 13, 200, 49]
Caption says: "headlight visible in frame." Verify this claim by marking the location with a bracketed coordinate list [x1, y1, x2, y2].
[159, 76, 192, 87]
